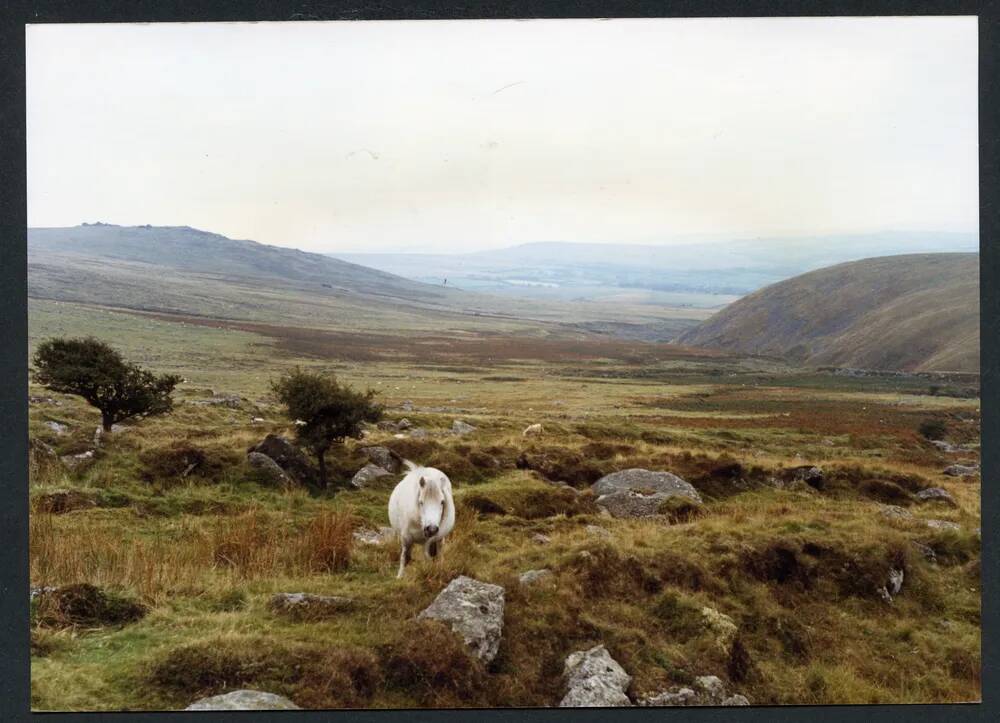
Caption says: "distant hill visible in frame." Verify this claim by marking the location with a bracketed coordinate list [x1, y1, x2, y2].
[27, 224, 707, 338]
[676, 254, 979, 373]
[332, 232, 978, 300]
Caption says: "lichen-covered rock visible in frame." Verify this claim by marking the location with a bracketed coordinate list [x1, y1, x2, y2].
[418, 576, 505, 663]
[359, 445, 404, 473]
[640, 673, 749, 707]
[350, 464, 392, 489]
[592, 469, 702, 504]
[916, 487, 956, 506]
[560, 645, 632, 707]
[44, 420, 68, 436]
[925, 519, 961, 532]
[519, 569, 553, 586]
[185, 690, 300, 710]
[585, 524, 611, 538]
[701, 606, 738, 650]
[943, 464, 979, 477]
[353, 526, 395, 545]
[246, 452, 293, 487]
[878, 504, 913, 520]
[268, 592, 356, 620]
[452, 420, 477, 435]
[248, 434, 316, 487]
[595, 489, 694, 519]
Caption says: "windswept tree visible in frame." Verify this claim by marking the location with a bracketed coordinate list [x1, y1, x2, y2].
[270, 368, 383, 488]
[32, 337, 182, 431]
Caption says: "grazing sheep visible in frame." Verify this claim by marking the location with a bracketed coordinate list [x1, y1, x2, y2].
[388, 462, 456, 578]
[523, 423, 543, 437]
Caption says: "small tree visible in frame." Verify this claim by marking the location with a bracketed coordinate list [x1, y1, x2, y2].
[918, 418, 948, 441]
[270, 368, 382, 488]
[32, 337, 181, 431]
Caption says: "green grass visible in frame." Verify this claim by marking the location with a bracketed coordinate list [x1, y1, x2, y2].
[28, 302, 981, 710]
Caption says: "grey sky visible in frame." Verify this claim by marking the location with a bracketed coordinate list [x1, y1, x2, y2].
[27, 17, 978, 254]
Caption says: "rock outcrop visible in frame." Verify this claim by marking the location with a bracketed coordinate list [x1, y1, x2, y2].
[350, 464, 392, 489]
[247, 434, 316, 487]
[560, 645, 632, 707]
[592, 469, 702, 503]
[418, 576, 505, 663]
[185, 690, 300, 710]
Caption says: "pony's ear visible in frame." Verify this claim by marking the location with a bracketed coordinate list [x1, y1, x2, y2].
[419, 477, 426, 488]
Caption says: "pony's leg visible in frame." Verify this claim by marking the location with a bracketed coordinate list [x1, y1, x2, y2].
[396, 541, 412, 579]
[426, 540, 439, 559]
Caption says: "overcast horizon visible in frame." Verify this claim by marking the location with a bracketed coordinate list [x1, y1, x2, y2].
[27, 17, 978, 254]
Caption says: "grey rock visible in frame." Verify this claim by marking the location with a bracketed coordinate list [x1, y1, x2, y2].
[359, 445, 404, 474]
[532, 533, 552, 545]
[641, 674, 749, 707]
[592, 469, 702, 504]
[560, 645, 632, 707]
[29, 395, 57, 405]
[916, 487, 956, 506]
[44, 421, 68, 436]
[585, 524, 611, 539]
[185, 690, 300, 711]
[248, 434, 315, 487]
[519, 569, 553, 586]
[452, 420, 477, 435]
[911, 541, 937, 563]
[722, 694, 751, 706]
[596, 489, 685, 519]
[943, 464, 979, 477]
[397, 418, 413, 430]
[353, 526, 395, 545]
[409, 427, 430, 438]
[401, 400, 414, 412]
[878, 504, 913, 520]
[246, 452, 293, 487]
[351, 464, 392, 489]
[887, 568, 904, 597]
[930, 440, 957, 453]
[418, 576, 505, 663]
[60, 450, 94, 469]
[268, 592, 356, 620]
[925, 519, 961, 532]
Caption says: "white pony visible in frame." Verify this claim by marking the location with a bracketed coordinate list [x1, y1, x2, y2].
[388, 461, 456, 579]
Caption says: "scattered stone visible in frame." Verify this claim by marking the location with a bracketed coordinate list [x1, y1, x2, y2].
[701, 607, 738, 650]
[592, 469, 702, 504]
[409, 428, 429, 438]
[246, 452, 293, 487]
[43, 421, 68, 436]
[585, 524, 611, 538]
[268, 592, 356, 620]
[560, 645, 632, 707]
[359, 445, 404, 474]
[60, 450, 94, 470]
[353, 526, 395, 546]
[377, 420, 401, 431]
[29, 395, 58, 405]
[930, 440, 957, 453]
[452, 420, 477, 435]
[401, 400, 414, 412]
[788, 465, 825, 489]
[943, 464, 979, 477]
[641, 673, 749, 707]
[925, 519, 961, 532]
[878, 568, 905, 603]
[916, 487, 956, 506]
[418, 576, 505, 663]
[250, 417, 265, 424]
[248, 434, 315, 486]
[911, 541, 937, 563]
[397, 418, 413, 430]
[351, 464, 392, 489]
[532, 533, 552, 545]
[519, 569, 553, 586]
[185, 690, 300, 711]
[878, 504, 913, 520]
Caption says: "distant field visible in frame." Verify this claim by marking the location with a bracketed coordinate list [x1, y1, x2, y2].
[28, 297, 981, 710]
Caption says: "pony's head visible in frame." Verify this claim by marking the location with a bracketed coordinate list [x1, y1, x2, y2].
[416, 470, 449, 539]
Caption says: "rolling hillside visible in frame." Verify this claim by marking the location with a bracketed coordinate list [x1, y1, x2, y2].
[27, 225, 708, 338]
[676, 254, 979, 373]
